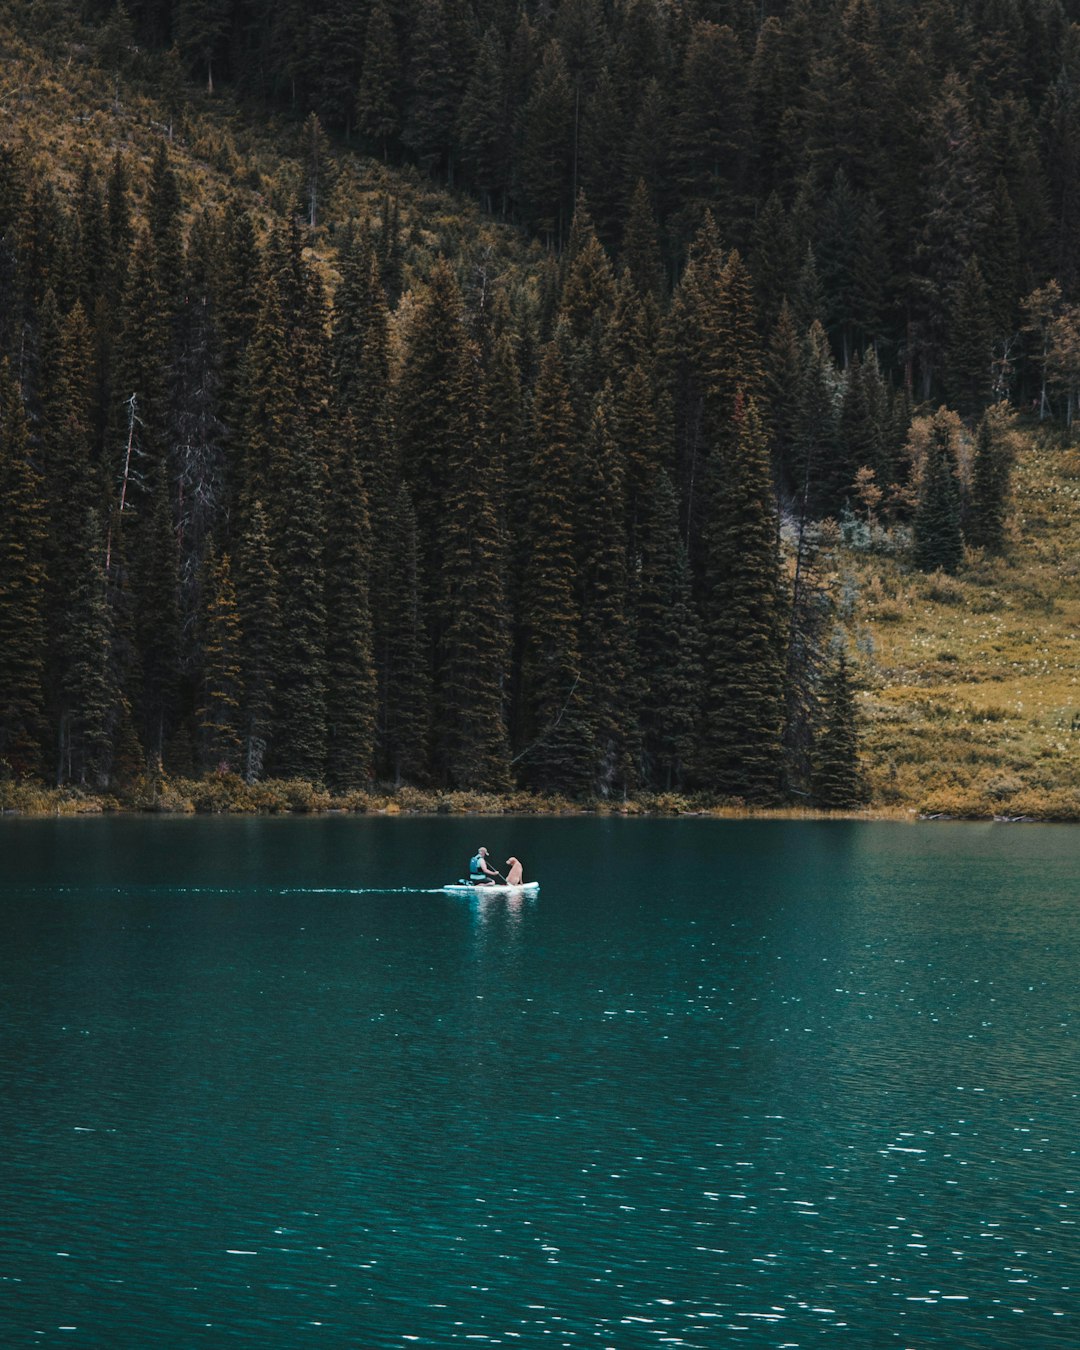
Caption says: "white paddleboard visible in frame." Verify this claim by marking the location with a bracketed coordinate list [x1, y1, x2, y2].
[442, 881, 540, 897]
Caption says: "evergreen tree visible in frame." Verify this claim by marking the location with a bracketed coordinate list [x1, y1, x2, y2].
[236, 499, 278, 782]
[325, 420, 377, 789]
[147, 138, 183, 313]
[793, 320, 846, 518]
[913, 411, 964, 573]
[111, 229, 170, 476]
[105, 149, 134, 300]
[634, 467, 701, 790]
[395, 259, 473, 617]
[766, 299, 802, 499]
[698, 396, 785, 802]
[782, 518, 836, 798]
[945, 255, 994, 414]
[620, 178, 665, 303]
[197, 547, 243, 771]
[62, 507, 113, 788]
[579, 67, 629, 249]
[301, 112, 332, 229]
[840, 351, 888, 499]
[357, 0, 401, 160]
[577, 388, 636, 796]
[237, 270, 294, 532]
[72, 157, 108, 319]
[916, 73, 991, 395]
[675, 21, 751, 241]
[980, 173, 1023, 339]
[133, 467, 181, 767]
[457, 28, 511, 212]
[749, 191, 797, 334]
[518, 343, 592, 794]
[965, 404, 1014, 554]
[39, 301, 101, 774]
[518, 40, 575, 244]
[404, 0, 458, 179]
[214, 197, 261, 482]
[380, 484, 431, 784]
[812, 647, 865, 809]
[271, 425, 328, 782]
[176, 0, 228, 90]
[556, 195, 616, 396]
[0, 362, 47, 776]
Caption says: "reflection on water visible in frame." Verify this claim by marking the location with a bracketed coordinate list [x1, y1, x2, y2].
[0, 817, 1077, 1347]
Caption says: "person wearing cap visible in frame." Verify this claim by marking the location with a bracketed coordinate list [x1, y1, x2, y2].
[468, 846, 500, 885]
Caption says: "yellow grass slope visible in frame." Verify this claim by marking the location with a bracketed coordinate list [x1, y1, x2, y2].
[854, 431, 1080, 820]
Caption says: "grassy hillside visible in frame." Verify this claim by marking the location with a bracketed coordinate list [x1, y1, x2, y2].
[854, 428, 1080, 820]
[0, 21, 539, 305]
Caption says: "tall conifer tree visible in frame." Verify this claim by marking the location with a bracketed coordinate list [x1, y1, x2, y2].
[634, 467, 702, 790]
[812, 647, 865, 809]
[380, 485, 431, 784]
[325, 419, 377, 789]
[236, 499, 278, 782]
[913, 411, 964, 573]
[197, 547, 243, 772]
[0, 363, 47, 776]
[518, 343, 592, 794]
[698, 396, 785, 802]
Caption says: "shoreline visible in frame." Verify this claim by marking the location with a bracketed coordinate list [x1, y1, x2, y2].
[1, 777, 1075, 823]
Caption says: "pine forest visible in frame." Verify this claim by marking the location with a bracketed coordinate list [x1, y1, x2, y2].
[2, 0, 1080, 818]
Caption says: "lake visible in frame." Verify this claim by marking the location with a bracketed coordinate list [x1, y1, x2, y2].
[1, 816, 1077, 1347]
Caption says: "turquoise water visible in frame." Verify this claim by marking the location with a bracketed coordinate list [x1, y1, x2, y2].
[0, 816, 1077, 1347]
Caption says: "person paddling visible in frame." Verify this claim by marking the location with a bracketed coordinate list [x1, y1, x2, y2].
[468, 846, 501, 886]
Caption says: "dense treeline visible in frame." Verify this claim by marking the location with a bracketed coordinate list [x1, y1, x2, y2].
[0, 0, 1072, 805]
[70, 0, 1080, 410]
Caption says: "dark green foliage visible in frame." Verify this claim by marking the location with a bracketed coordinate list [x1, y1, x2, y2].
[620, 179, 665, 304]
[965, 406, 1014, 554]
[357, 0, 401, 159]
[270, 427, 328, 782]
[577, 389, 635, 797]
[518, 41, 574, 244]
[793, 321, 846, 519]
[913, 412, 965, 574]
[380, 485, 431, 785]
[634, 466, 701, 791]
[675, 21, 751, 241]
[197, 547, 243, 772]
[518, 344, 592, 794]
[698, 397, 785, 803]
[133, 467, 181, 766]
[782, 521, 837, 799]
[0, 363, 47, 776]
[812, 647, 865, 810]
[62, 508, 113, 788]
[404, 0, 461, 180]
[457, 29, 511, 212]
[147, 139, 183, 312]
[7, 0, 1080, 810]
[175, 0, 228, 90]
[235, 500, 278, 783]
[324, 421, 377, 789]
[403, 265, 512, 788]
[945, 256, 994, 414]
[301, 112, 332, 229]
